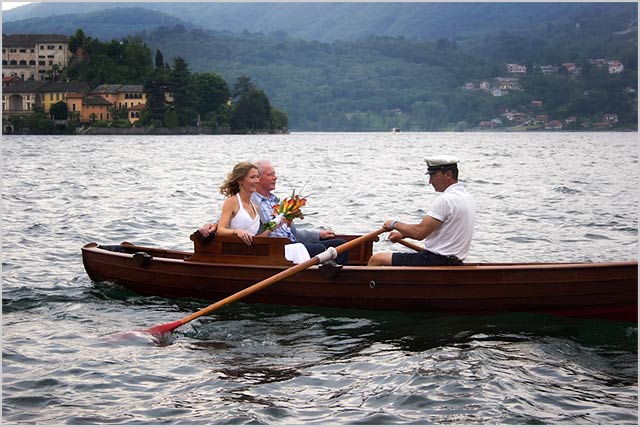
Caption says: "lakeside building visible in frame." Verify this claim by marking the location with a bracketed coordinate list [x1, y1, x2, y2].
[2, 34, 70, 81]
[1, 80, 148, 131]
[91, 84, 147, 110]
[2, 81, 89, 114]
[39, 81, 90, 113]
[505, 63, 527, 74]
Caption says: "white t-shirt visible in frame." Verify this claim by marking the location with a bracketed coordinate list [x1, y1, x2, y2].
[423, 182, 475, 260]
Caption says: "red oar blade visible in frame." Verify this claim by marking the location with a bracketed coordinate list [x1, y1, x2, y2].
[144, 320, 184, 337]
[102, 320, 183, 346]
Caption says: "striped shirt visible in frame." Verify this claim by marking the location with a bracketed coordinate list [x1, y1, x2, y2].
[251, 192, 297, 242]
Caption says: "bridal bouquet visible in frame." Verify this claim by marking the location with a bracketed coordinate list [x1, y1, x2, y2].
[264, 190, 307, 231]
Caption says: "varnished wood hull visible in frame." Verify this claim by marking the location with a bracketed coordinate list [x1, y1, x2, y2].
[82, 242, 638, 322]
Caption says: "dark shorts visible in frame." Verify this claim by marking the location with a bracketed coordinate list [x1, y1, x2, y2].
[392, 250, 463, 266]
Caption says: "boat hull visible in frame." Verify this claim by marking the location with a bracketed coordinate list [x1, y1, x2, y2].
[82, 243, 638, 322]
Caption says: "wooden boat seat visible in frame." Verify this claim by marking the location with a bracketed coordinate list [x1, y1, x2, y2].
[186, 232, 376, 266]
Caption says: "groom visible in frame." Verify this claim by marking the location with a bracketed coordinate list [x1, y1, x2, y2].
[251, 159, 349, 265]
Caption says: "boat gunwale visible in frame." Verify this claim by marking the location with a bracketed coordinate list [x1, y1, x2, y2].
[82, 242, 639, 271]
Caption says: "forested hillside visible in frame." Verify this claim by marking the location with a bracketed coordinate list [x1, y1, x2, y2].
[3, 2, 637, 131]
[139, 26, 637, 130]
[141, 27, 491, 130]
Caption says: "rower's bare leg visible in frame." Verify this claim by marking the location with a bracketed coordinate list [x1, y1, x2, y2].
[368, 252, 393, 266]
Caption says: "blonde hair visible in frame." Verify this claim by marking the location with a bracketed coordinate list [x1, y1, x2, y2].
[219, 162, 258, 197]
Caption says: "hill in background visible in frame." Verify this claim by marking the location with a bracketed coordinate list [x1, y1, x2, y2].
[3, 2, 637, 131]
[4, 2, 636, 43]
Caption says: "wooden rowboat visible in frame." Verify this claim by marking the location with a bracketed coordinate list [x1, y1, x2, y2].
[82, 233, 638, 323]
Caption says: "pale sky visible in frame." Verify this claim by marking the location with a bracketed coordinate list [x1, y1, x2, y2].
[2, 2, 34, 11]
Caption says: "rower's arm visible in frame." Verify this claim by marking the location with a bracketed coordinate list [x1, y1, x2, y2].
[391, 216, 442, 241]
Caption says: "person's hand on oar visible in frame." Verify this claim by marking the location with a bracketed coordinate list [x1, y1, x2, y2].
[119, 228, 386, 342]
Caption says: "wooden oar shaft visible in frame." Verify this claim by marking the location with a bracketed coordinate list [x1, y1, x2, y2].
[396, 238, 423, 252]
[178, 255, 319, 324]
[164, 228, 387, 330]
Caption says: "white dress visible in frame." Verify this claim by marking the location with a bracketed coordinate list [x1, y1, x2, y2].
[229, 193, 260, 235]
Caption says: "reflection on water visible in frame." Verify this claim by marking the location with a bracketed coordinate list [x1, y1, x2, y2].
[2, 133, 637, 424]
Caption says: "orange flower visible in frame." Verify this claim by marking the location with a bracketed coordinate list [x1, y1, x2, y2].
[265, 190, 307, 230]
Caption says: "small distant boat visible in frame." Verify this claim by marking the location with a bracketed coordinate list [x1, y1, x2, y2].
[81, 233, 638, 323]
[391, 127, 401, 132]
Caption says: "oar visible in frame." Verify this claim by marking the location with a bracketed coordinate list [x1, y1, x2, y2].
[143, 228, 386, 337]
[396, 238, 423, 252]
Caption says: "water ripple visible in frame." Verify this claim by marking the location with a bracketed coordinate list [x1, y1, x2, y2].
[1, 133, 637, 424]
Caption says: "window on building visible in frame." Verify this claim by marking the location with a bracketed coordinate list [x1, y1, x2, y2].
[29, 60, 35, 65]
[48, 45, 55, 50]
[31, 49, 34, 53]
[10, 48, 17, 53]
[40, 45, 44, 50]
[50, 94, 54, 101]
[9, 60, 17, 65]
[20, 48, 26, 53]
[59, 45, 63, 49]
[2, 61, 7, 66]
[19, 60, 27, 65]
[39, 61, 45, 66]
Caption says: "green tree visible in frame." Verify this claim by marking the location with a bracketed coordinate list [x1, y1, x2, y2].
[110, 106, 131, 128]
[141, 68, 169, 126]
[25, 112, 54, 134]
[69, 28, 88, 53]
[169, 57, 197, 126]
[270, 107, 288, 131]
[232, 75, 256, 102]
[191, 72, 231, 123]
[49, 101, 68, 120]
[155, 49, 165, 69]
[8, 115, 25, 133]
[110, 106, 129, 121]
[230, 88, 271, 131]
[164, 108, 179, 129]
[63, 31, 153, 87]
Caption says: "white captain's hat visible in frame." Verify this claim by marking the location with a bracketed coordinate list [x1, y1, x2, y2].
[425, 155, 459, 175]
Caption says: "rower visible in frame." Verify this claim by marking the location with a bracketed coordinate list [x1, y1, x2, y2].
[368, 155, 476, 266]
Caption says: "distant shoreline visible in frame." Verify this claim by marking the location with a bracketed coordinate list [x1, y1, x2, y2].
[3, 129, 635, 136]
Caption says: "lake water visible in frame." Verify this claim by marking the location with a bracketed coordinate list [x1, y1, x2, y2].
[2, 132, 638, 424]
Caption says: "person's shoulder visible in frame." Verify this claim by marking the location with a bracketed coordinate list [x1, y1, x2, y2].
[445, 182, 468, 194]
[224, 194, 239, 207]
